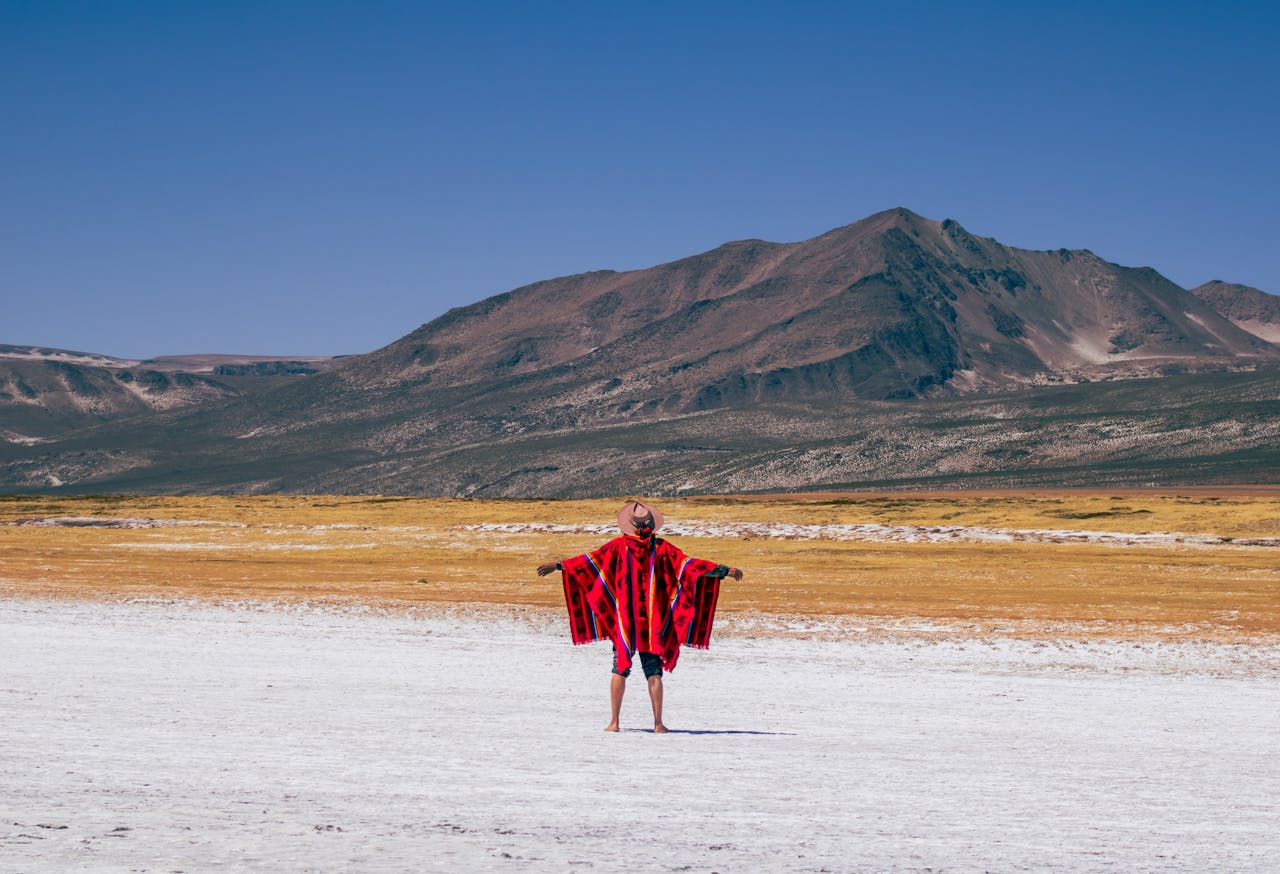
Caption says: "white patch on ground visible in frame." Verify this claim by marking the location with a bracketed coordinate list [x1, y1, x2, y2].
[12, 515, 1279, 552]
[453, 521, 1280, 549]
[945, 368, 982, 391]
[1183, 311, 1232, 349]
[1, 433, 50, 445]
[0, 384, 46, 407]
[1069, 331, 1113, 364]
[1, 599, 1277, 872]
[111, 375, 234, 411]
[0, 348, 137, 367]
[2, 516, 248, 529]
[1234, 318, 1280, 343]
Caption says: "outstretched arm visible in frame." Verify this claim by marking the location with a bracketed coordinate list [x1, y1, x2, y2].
[704, 564, 744, 581]
[536, 560, 563, 577]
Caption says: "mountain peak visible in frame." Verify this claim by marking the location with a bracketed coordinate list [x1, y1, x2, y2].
[841, 206, 938, 235]
[1188, 280, 1280, 343]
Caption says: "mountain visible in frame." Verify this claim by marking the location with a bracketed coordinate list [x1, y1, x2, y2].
[3, 209, 1278, 495]
[0, 344, 136, 369]
[0, 358, 237, 444]
[0, 345, 340, 373]
[1188, 281, 1280, 344]
[338, 208, 1273, 408]
[0, 347, 340, 442]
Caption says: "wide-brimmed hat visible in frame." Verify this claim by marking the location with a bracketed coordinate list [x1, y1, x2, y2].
[617, 500, 664, 536]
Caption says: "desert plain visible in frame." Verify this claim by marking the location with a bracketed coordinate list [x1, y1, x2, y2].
[2, 489, 1278, 641]
[3, 490, 1279, 873]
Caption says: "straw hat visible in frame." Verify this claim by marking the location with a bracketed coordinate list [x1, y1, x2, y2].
[617, 500, 664, 536]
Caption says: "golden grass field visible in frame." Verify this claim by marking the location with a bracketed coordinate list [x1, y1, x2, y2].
[2, 490, 1278, 642]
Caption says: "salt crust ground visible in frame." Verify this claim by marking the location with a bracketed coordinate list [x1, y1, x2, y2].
[10, 515, 1280, 548]
[2, 599, 1278, 873]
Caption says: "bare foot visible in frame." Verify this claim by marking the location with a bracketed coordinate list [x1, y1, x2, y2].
[653, 723, 669, 733]
[604, 722, 620, 732]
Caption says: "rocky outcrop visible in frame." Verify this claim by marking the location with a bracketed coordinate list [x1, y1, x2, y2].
[1189, 281, 1280, 344]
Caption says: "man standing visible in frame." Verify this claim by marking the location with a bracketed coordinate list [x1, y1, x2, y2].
[537, 500, 743, 732]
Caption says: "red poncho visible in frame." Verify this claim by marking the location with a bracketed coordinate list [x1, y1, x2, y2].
[560, 535, 722, 674]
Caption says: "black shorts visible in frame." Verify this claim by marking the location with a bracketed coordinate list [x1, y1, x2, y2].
[612, 648, 663, 679]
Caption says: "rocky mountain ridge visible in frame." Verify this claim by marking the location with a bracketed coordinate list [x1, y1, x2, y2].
[3, 208, 1277, 495]
[341, 209, 1273, 410]
[0, 348, 340, 442]
[1188, 281, 1280, 343]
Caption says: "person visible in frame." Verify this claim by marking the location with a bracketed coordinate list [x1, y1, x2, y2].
[537, 500, 743, 732]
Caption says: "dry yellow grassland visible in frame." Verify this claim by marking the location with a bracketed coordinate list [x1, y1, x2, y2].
[1, 491, 1277, 642]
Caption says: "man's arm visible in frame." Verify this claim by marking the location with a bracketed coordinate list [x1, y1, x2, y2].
[704, 564, 744, 581]
[535, 560, 563, 577]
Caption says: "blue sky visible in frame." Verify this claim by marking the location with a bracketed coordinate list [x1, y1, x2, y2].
[4, 1, 1278, 358]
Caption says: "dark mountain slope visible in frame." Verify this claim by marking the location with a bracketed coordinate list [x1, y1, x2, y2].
[0, 359, 240, 442]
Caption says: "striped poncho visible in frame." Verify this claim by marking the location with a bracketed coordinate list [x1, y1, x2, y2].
[560, 534, 723, 675]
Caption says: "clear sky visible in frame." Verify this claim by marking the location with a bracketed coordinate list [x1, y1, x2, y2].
[4, 0, 1278, 359]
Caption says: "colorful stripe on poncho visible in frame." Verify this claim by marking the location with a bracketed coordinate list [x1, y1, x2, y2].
[561, 535, 722, 674]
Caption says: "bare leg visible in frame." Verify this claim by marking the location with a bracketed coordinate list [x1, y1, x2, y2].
[605, 673, 624, 732]
[648, 675, 668, 733]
